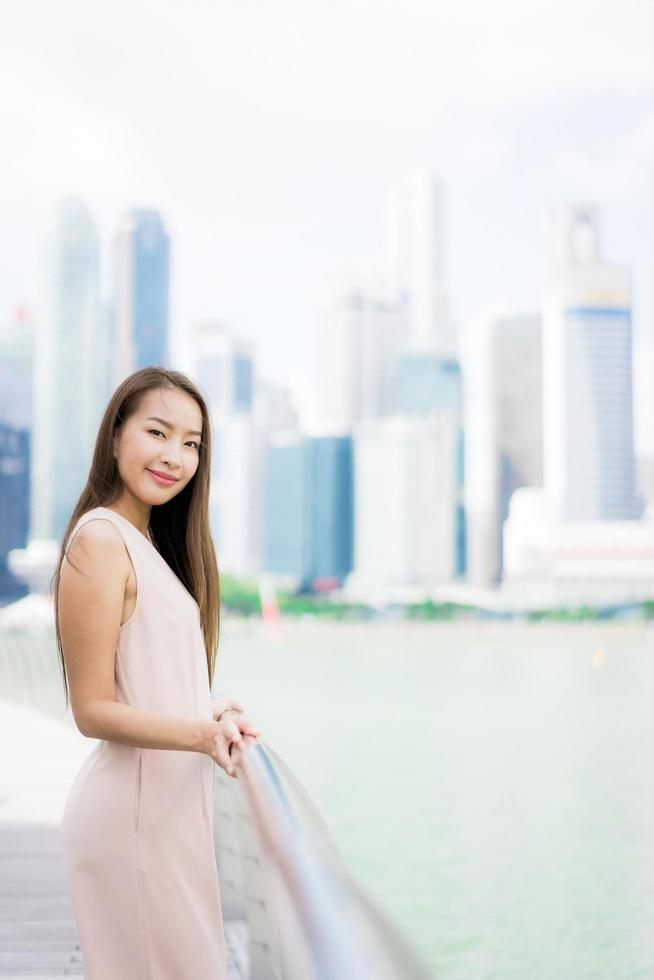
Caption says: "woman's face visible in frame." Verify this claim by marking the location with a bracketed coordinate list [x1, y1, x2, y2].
[113, 387, 204, 504]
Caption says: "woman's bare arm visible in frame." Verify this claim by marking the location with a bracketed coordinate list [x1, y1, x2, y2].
[58, 519, 213, 752]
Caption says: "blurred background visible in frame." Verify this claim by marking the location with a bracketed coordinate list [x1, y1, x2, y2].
[0, 1, 652, 977]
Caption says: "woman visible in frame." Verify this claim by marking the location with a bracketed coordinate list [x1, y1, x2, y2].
[52, 365, 261, 978]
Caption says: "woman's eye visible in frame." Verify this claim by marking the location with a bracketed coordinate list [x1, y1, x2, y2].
[149, 429, 199, 450]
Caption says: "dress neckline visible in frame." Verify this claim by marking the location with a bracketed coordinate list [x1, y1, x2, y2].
[94, 506, 200, 612]
[95, 505, 149, 541]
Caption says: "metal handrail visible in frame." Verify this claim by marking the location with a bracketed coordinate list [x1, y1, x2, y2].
[215, 735, 434, 980]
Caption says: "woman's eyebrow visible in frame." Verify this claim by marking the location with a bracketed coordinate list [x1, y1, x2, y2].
[145, 416, 202, 438]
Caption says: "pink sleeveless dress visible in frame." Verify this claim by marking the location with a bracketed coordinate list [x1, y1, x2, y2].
[59, 506, 226, 979]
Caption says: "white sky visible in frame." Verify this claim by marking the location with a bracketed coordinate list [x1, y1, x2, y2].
[1, 0, 653, 447]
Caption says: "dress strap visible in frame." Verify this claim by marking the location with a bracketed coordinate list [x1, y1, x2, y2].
[62, 507, 144, 630]
[63, 507, 142, 572]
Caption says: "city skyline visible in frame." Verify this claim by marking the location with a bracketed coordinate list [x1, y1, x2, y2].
[2, 188, 652, 604]
[0, 0, 652, 449]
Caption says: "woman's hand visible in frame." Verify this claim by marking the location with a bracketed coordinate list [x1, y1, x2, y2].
[200, 713, 262, 778]
[211, 694, 244, 722]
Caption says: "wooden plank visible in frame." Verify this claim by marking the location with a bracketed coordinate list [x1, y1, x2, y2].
[0, 820, 247, 978]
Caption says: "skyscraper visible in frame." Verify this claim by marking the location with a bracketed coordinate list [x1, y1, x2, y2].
[492, 314, 542, 578]
[462, 309, 542, 587]
[383, 171, 464, 585]
[113, 209, 170, 382]
[395, 351, 466, 577]
[31, 197, 104, 540]
[315, 271, 407, 431]
[384, 169, 453, 356]
[542, 206, 642, 521]
[194, 321, 254, 417]
[263, 433, 354, 590]
[192, 321, 262, 575]
[263, 434, 305, 580]
[301, 435, 353, 588]
[0, 309, 33, 597]
[502, 207, 652, 605]
[346, 413, 460, 598]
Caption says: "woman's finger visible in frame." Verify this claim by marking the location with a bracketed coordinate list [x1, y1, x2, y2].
[211, 736, 232, 774]
[215, 740, 236, 776]
[211, 696, 231, 720]
[235, 715, 261, 736]
[227, 720, 242, 743]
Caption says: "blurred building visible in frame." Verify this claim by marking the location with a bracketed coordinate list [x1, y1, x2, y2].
[253, 377, 299, 437]
[635, 346, 654, 506]
[193, 320, 263, 576]
[637, 454, 654, 506]
[254, 377, 301, 582]
[263, 434, 353, 591]
[302, 435, 353, 589]
[503, 206, 651, 605]
[315, 271, 407, 431]
[0, 309, 33, 598]
[384, 168, 453, 357]
[194, 320, 255, 417]
[395, 349, 461, 414]
[395, 350, 465, 577]
[503, 489, 654, 605]
[0, 307, 33, 431]
[345, 413, 460, 601]
[490, 314, 542, 580]
[113, 208, 170, 383]
[263, 433, 305, 584]
[31, 198, 106, 542]
[542, 205, 642, 522]
[462, 307, 539, 589]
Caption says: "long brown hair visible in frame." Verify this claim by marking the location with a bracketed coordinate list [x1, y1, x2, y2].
[50, 366, 220, 709]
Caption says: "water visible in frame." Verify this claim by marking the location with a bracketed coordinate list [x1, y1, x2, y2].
[2, 617, 652, 977]
[215, 619, 654, 979]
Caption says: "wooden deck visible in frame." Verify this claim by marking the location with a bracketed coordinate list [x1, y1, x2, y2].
[0, 820, 247, 978]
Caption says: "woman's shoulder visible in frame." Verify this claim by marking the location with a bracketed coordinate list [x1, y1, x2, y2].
[64, 510, 130, 565]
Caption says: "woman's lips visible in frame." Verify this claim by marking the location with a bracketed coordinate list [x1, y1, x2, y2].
[147, 469, 178, 486]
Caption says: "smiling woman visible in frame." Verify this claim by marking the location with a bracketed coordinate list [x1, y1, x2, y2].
[50, 365, 261, 979]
